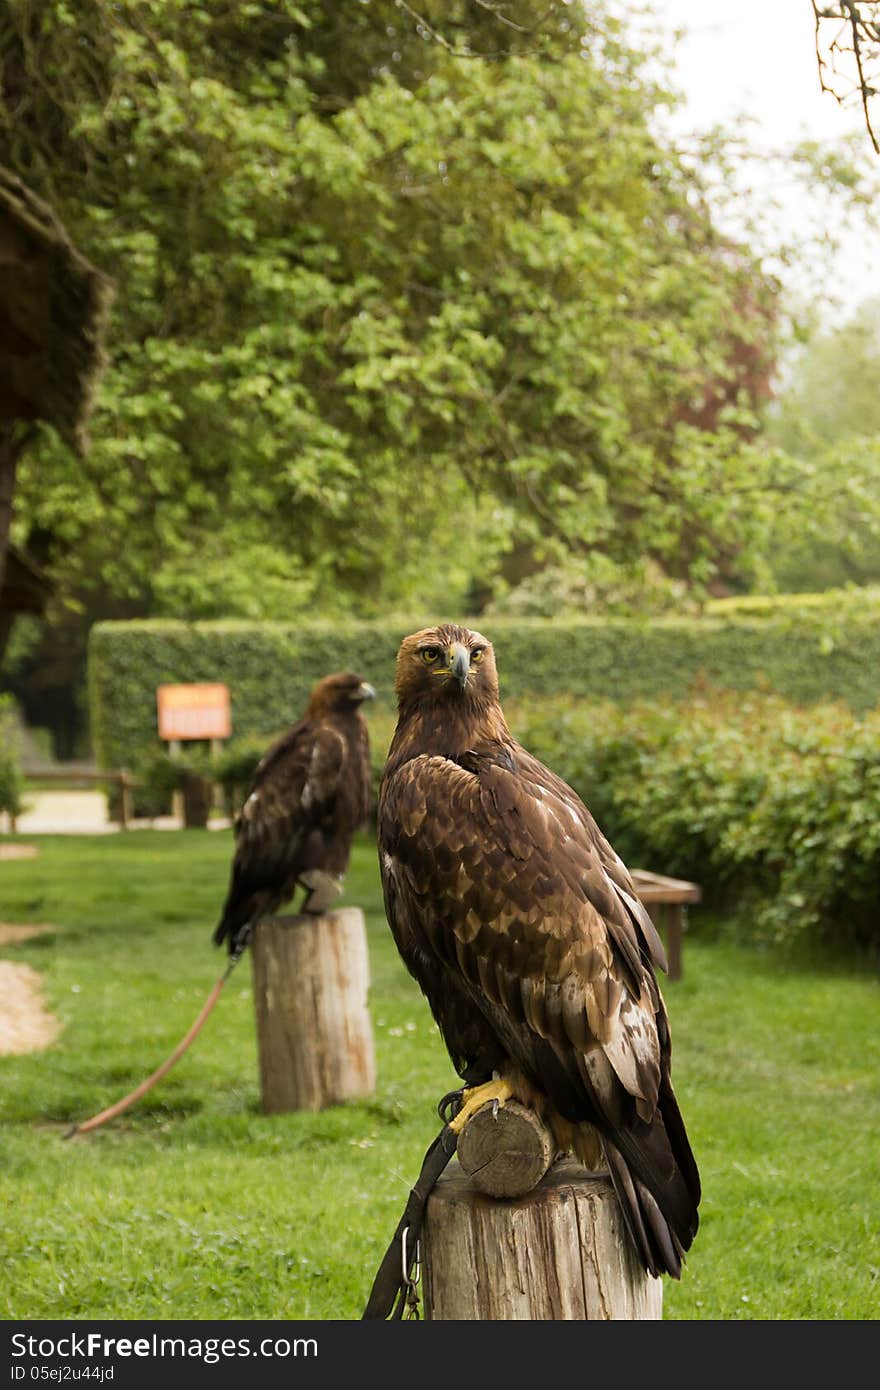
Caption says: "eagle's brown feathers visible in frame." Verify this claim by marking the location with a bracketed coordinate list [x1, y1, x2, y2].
[378, 624, 700, 1279]
[214, 671, 374, 955]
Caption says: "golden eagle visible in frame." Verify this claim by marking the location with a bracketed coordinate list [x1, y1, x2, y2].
[213, 672, 375, 956]
[377, 625, 700, 1279]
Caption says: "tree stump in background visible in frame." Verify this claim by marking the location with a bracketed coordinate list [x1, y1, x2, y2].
[250, 908, 375, 1113]
[423, 1143, 663, 1320]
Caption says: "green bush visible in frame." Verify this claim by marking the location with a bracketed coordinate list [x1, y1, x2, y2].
[141, 745, 220, 819]
[138, 750, 183, 818]
[506, 691, 880, 953]
[0, 694, 25, 825]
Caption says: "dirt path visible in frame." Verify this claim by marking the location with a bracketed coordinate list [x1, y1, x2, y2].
[0, 923, 54, 945]
[0, 958, 60, 1054]
[0, 924, 61, 1054]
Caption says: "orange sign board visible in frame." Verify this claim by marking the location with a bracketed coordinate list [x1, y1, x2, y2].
[156, 683, 231, 741]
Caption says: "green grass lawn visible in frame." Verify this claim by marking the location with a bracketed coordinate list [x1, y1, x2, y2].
[1, 829, 878, 1321]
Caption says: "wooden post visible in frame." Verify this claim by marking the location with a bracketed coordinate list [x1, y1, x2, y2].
[180, 769, 212, 828]
[168, 739, 183, 825]
[422, 1158, 663, 1320]
[661, 904, 685, 982]
[118, 771, 133, 830]
[209, 738, 225, 811]
[250, 907, 376, 1113]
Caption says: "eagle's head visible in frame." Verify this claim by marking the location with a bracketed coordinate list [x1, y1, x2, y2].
[394, 624, 499, 707]
[308, 671, 376, 716]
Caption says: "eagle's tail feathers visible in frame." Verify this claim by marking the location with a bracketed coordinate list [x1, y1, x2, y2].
[600, 1087, 700, 1280]
[602, 1140, 683, 1280]
[213, 893, 264, 954]
[638, 1179, 683, 1277]
[658, 1078, 703, 1209]
[602, 1142, 664, 1278]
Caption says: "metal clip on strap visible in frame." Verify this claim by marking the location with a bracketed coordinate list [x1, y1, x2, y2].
[361, 1122, 457, 1320]
[401, 1225, 422, 1320]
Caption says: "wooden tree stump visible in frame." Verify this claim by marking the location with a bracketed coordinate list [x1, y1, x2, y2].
[250, 907, 375, 1113]
[422, 1158, 663, 1320]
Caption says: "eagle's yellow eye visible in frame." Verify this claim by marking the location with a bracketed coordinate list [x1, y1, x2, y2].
[421, 647, 440, 665]
[471, 647, 485, 662]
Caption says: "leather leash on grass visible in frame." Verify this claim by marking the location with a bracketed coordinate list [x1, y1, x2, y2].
[63, 946, 246, 1140]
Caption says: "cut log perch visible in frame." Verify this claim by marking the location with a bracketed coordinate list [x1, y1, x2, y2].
[422, 1157, 664, 1320]
[457, 1099, 555, 1197]
[250, 907, 375, 1113]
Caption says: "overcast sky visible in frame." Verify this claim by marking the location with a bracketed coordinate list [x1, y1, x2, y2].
[624, 0, 880, 321]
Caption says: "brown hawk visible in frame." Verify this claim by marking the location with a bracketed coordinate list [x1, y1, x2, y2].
[214, 671, 374, 957]
[377, 625, 699, 1278]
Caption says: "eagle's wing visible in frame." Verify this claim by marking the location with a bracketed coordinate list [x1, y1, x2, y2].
[514, 749, 670, 975]
[379, 744, 699, 1273]
[214, 721, 346, 948]
[382, 746, 665, 1101]
[237, 721, 346, 841]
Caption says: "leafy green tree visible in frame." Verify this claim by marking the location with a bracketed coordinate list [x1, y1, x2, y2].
[764, 296, 880, 592]
[3, 0, 783, 626]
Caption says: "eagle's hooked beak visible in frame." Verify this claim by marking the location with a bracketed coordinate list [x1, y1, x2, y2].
[357, 682, 376, 701]
[449, 643, 470, 691]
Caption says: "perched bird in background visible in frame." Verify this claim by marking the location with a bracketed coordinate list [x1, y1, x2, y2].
[213, 672, 375, 958]
[377, 625, 700, 1279]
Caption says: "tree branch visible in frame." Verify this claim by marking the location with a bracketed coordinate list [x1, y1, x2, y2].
[813, 1, 880, 154]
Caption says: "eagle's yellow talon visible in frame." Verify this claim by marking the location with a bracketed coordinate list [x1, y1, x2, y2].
[449, 1077, 514, 1134]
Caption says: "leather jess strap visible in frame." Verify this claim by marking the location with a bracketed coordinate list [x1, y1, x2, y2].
[361, 1124, 458, 1320]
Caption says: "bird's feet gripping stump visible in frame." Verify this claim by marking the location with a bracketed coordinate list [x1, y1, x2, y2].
[444, 1077, 514, 1134]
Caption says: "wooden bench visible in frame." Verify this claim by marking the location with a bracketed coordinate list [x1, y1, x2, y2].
[630, 869, 701, 981]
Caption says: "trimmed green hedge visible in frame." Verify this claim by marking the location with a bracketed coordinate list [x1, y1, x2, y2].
[88, 620, 402, 776]
[88, 606, 880, 776]
[85, 613, 880, 949]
